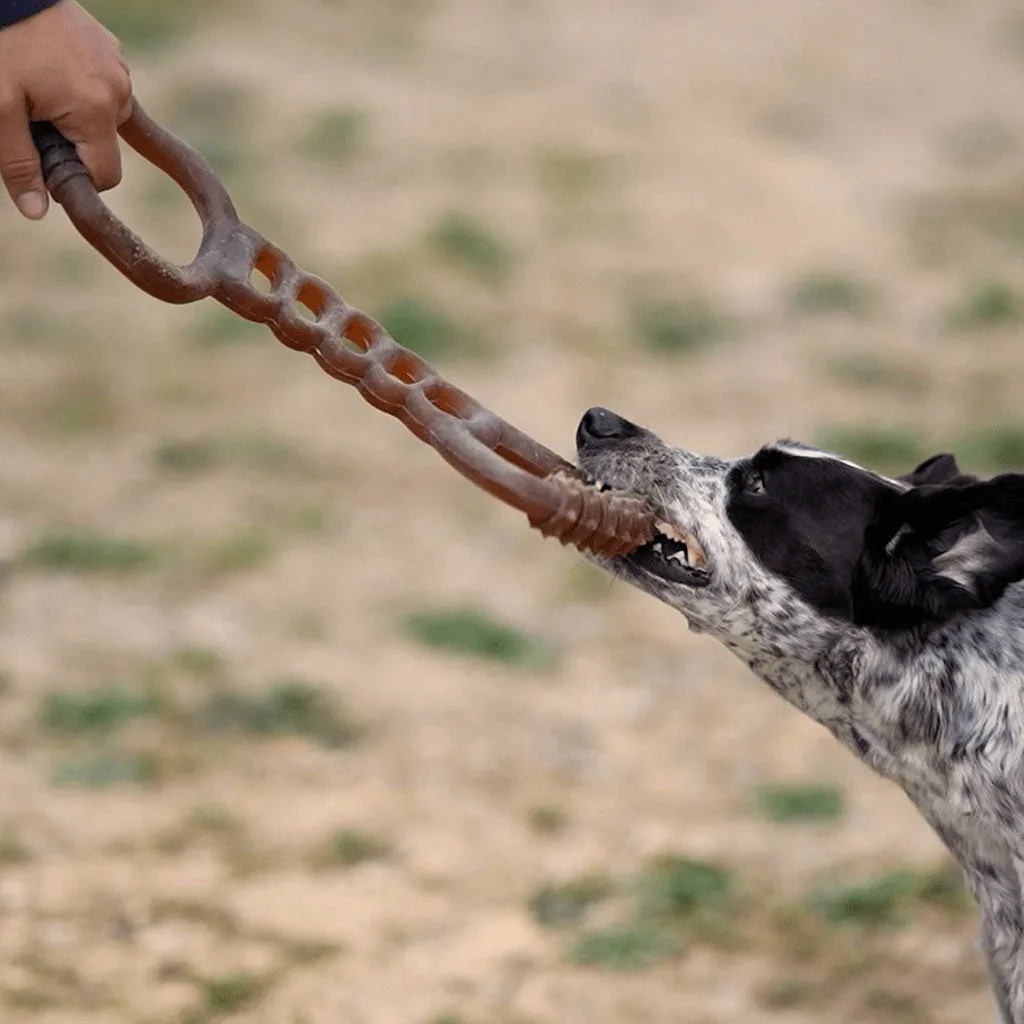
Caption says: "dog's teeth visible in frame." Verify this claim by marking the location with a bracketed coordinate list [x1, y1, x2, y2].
[652, 521, 710, 571]
[668, 545, 690, 566]
[686, 538, 708, 570]
[655, 520, 686, 543]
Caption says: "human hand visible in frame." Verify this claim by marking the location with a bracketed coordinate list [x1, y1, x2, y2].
[0, 0, 131, 219]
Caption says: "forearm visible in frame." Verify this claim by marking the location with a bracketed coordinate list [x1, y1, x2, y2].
[0, 0, 63, 30]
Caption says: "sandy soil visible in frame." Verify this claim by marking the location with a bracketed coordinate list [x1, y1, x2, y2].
[3, 0, 1024, 1020]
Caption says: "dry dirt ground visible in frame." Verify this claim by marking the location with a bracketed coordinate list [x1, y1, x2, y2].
[4, 0, 1024, 1021]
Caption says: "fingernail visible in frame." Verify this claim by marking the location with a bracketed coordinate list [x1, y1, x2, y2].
[15, 191, 47, 219]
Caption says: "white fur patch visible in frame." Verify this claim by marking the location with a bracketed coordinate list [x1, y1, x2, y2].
[774, 442, 910, 491]
[934, 523, 1000, 592]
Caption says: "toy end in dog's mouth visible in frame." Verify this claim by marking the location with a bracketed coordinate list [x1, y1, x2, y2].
[578, 469, 711, 587]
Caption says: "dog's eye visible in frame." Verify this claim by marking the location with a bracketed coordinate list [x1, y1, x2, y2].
[746, 470, 766, 495]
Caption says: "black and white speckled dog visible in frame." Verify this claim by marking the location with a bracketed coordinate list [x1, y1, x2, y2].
[575, 405, 1024, 1023]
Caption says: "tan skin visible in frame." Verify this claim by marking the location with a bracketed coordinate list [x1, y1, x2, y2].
[0, 0, 131, 219]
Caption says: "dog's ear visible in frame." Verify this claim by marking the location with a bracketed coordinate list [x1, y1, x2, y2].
[855, 473, 1024, 628]
[898, 453, 975, 486]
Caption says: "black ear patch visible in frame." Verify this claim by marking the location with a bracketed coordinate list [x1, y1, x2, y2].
[899, 453, 974, 487]
[855, 472, 1024, 628]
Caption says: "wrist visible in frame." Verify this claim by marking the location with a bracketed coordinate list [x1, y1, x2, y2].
[0, 0, 65, 31]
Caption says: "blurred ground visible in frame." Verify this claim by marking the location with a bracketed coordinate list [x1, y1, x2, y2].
[4, 0, 1024, 1021]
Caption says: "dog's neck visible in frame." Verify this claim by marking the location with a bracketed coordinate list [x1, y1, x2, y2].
[682, 577, 858, 732]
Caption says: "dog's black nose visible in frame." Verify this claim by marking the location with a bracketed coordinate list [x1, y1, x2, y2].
[576, 407, 633, 448]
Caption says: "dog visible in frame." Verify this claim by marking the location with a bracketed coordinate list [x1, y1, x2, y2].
[575, 405, 1024, 1023]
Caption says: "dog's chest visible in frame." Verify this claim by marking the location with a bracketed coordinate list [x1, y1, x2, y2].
[835, 646, 1024, 867]
[746, 631, 1024, 854]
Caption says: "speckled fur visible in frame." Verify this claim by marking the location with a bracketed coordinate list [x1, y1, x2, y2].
[579, 429, 1024, 1023]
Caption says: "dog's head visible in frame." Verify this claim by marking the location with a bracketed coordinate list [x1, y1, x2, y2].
[576, 407, 1024, 636]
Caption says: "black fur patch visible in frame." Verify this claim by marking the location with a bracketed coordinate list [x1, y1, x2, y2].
[727, 449, 1024, 629]
[726, 447, 888, 622]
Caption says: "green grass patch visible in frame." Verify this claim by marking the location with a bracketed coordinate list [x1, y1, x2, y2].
[427, 212, 512, 285]
[280, 938, 342, 966]
[202, 972, 265, 1014]
[20, 529, 160, 575]
[318, 828, 392, 869]
[959, 424, 1024, 472]
[946, 278, 1023, 330]
[184, 805, 247, 850]
[561, 854, 739, 970]
[816, 427, 923, 474]
[39, 686, 159, 735]
[297, 108, 369, 165]
[787, 271, 876, 317]
[823, 422, 1024, 476]
[526, 804, 568, 836]
[281, 502, 333, 538]
[379, 294, 480, 361]
[569, 923, 679, 971]
[0, 828, 30, 865]
[154, 439, 217, 475]
[757, 979, 816, 1010]
[529, 877, 613, 928]
[756, 783, 845, 824]
[171, 646, 227, 680]
[905, 862, 974, 914]
[402, 606, 559, 670]
[629, 294, 731, 355]
[807, 864, 971, 928]
[860, 988, 926, 1020]
[636, 855, 736, 925]
[807, 873, 915, 928]
[3, 987, 61, 1012]
[199, 679, 360, 748]
[51, 750, 158, 789]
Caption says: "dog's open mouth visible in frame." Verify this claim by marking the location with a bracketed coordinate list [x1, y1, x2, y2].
[630, 519, 711, 586]
[578, 470, 711, 586]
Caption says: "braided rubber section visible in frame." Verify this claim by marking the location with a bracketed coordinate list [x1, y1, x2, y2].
[34, 103, 656, 557]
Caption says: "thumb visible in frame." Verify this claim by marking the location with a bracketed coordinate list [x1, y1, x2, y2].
[0, 95, 48, 219]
